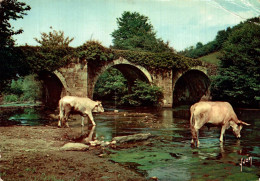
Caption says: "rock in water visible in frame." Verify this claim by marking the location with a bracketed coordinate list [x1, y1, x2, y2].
[112, 133, 152, 143]
[60, 143, 89, 151]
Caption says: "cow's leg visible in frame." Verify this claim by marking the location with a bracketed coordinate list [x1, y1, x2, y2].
[190, 113, 196, 145]
[190, 125, 197, 144]
[190, 114, 201, 147]
[81, 116, 85, 135]
[87, 112, 96, 126]
[220, 125, 227, 142]
[58, 102, 64, 128]
[191, 125, 200, 146]
[62, 105, 71, 128]
[63, 111, 70, 128]
[58, 119, 62, 128]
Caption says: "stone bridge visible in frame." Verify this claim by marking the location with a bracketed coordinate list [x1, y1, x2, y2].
[40, 57, 211, 108]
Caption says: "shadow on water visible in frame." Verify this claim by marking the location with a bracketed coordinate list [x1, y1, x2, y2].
[0, 105, 259, 180]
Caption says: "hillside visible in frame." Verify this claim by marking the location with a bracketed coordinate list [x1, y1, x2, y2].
[199, 51, 221, 65]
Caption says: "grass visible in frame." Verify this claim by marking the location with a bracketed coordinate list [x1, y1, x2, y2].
[199, 51, 222, 65]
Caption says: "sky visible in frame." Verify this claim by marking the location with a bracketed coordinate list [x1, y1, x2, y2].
[11, 0, 260, 51]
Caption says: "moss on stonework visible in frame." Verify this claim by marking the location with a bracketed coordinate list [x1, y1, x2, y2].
[18, 41, 203, 73]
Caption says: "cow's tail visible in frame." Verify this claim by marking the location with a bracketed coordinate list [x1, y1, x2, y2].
[190, 105, 195, 127]
[190, 113, 195, 127]
[190, 106, 198, 145]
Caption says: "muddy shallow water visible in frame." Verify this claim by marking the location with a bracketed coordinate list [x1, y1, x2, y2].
[1, 106, 259, 181]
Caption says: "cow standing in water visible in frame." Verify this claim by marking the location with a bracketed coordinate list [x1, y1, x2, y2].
[58, 96, 104, 128]
[190, 101, 250, 147]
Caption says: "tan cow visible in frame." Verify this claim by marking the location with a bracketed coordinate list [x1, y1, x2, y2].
[190, 101, 250, 146]
[58, 96, 104, 128]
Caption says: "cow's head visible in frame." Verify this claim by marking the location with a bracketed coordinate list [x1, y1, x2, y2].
[93, 101, 104, 113]
[230, 120, 250, 138]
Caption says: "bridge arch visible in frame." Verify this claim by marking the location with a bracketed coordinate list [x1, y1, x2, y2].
[89, 57, 153, 98]
[38, 71, 66, 109]
[172, 66, 210, 107]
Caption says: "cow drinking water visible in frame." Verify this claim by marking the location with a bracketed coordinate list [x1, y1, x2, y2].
[190, 101, 250, 146]
[58, 96, 104, 128]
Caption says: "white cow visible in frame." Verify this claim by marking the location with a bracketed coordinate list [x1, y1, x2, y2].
[190, 101, 250, 146]
[58, 96, 104, 128]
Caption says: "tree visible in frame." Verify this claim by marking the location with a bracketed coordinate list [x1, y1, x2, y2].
[215, 27, 232, 49]
[211, 18, 260, 107]
[19, 28, 75, 74]
[0, 0, 31, 48]
[34, 27, 74, 48]
[0, 0, 31, 88]
[111, 11, 173, 53]
[196, 42, 203, 49]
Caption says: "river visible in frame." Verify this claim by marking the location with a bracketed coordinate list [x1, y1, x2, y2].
[0, 106, 259, 180]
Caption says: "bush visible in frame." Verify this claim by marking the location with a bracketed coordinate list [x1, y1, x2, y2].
[120, 80, 163, 107]
[10, 78, 24, 96]
[2, 74, 42, 103]
[94, 68, 128, 101]
[21, 75, 42, 102]
[3, 94, 19, 103]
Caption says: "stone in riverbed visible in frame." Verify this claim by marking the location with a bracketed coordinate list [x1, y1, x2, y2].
[112, 133, 152, 143]
[60, 143, 89, 151]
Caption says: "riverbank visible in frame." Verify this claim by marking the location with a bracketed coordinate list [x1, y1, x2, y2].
[0, 125, 148, 181]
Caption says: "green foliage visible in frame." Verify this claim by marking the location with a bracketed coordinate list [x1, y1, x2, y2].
[3, 94, 19, 103]
[94, 68, 128, 100]
[3, 75, 42, 103]
[94, 68, 165, 107]
[111, 11, 173, 53]
[113, 50, 201, 72]
[18, 40, 201, 75]
[179, 27, 232, 58]
[0, 0, 31, 48]
[215, 27, 232, 49]
[199, 51, 221, 65]
[9, 78, 23, 96]
[179, 40, 218, 58]
[34, 27, 74, 48]
[17, 27, 75, 73]
[120, 80, 163, 107]
[0, 0, 31, 88]
[20, 75, 42, 102]
[20, 45, 74, 73]
[211, 19, 260, 107]
[77, 40, 114, 65]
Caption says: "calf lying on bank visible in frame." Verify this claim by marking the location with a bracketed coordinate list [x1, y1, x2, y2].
[58, 96, 104, 128]
[190, 101, 250, 146]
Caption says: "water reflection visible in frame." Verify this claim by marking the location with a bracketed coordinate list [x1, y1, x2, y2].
[84, 125, 96, 143]
[0, 107, 49, 126]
